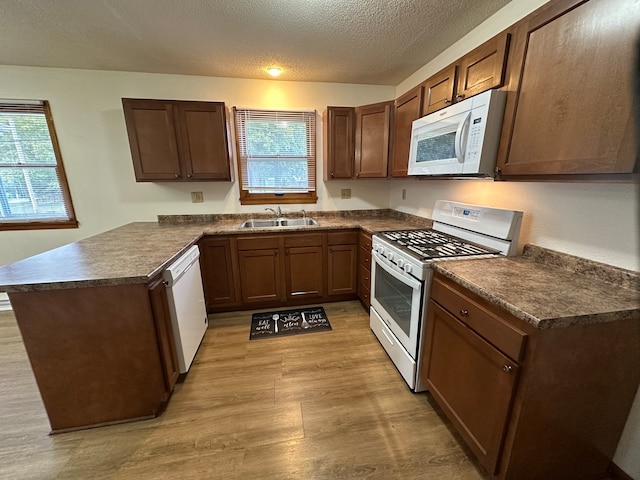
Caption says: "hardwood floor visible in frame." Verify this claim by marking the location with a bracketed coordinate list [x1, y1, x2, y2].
[0, 302, 490, 480]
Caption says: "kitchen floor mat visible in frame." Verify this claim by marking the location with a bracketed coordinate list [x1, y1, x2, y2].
[249, 306, 331, 340]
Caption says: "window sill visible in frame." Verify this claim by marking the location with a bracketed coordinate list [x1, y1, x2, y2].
[239, 192, 318, 206]
[0, 219, 79, 231]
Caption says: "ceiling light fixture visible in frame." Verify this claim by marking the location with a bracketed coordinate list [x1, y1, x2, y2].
[267, 66, 282, 77]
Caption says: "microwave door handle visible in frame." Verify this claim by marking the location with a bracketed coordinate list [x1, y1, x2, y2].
[454, 111, 472, 163]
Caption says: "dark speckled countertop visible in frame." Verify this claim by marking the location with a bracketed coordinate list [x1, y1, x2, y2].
[433, 244, 640, 329]
[0, 209, 431, 292]
[2, 211, 638, 331]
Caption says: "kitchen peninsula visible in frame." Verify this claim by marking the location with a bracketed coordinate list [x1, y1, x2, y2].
[0, 210, 429, 432]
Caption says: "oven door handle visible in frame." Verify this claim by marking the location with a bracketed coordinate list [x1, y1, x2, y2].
[372, 251, 422, 290]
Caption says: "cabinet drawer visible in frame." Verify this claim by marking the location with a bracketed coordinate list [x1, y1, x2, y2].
[284, 233, 324, 247]
[358, 262, 371, 289]
[358, 230, 372, 251]
[359, 246, 372, 269]
[328, 230, 358, 245]
[431, 276, 526, 362]
[237, 235, 280, 250]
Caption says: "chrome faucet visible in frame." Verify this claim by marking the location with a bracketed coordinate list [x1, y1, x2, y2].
[300, 209, 306, 219]
[265, 206, 282, 218]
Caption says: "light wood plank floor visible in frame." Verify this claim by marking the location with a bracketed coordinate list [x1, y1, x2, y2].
[0, 302, 490, 480]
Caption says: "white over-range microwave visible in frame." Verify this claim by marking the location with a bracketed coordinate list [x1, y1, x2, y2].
[407, 89, 507, 177]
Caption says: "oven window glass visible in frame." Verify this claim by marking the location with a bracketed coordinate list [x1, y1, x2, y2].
[374, 265, 414, 337]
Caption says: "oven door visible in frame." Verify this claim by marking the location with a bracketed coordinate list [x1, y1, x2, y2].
[370, 251, 424, 359]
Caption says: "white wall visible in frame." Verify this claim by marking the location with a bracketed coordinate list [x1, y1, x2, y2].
[0, 66, 393, 265]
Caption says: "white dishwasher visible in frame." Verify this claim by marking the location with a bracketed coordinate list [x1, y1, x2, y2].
[163, 245, 208, 373]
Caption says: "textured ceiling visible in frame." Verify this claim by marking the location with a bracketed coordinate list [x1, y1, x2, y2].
[0, 0, 511, 85]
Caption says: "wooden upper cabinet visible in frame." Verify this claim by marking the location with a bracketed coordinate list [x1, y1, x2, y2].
[355, 101, 393, 178]
[420, 32, 509, 116]
[456, 31, 510, 102]
[422, 65, 457, 115]
[390, 86, 424, 177]
[122, 98, 232, 182]
[323, 106, 356, 180]
[175, 102, 233, 180]
[496, 0, 639, 178]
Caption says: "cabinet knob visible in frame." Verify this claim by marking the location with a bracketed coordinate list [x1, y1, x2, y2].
[444, 98, 452, 104]
[187, 174, 192, 178]
[331, 172, 335, 177]
[455, 93, 465, 100]
[355, 173, 360, 177]
[174, 173, 179, 178]
[459, 309, 468, 316]
[503, 365, 513, 373]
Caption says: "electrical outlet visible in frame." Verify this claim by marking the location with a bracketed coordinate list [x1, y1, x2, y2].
[341, 188, 351, 199]
[402, 189, 407, 200]
[191, 191, 204, 203]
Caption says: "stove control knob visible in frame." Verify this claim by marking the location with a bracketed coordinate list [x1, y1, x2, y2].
[375, 245, 384, 254]
[387, 252, 394, 261]
[396, 258, 405, 268]
[403, 264, 413, 274]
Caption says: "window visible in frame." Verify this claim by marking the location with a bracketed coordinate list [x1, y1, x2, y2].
[0, 100, 77, 230]
[233, 108, 317, 205]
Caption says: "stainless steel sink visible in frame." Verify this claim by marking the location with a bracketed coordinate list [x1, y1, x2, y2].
[240, 218, 318, 228]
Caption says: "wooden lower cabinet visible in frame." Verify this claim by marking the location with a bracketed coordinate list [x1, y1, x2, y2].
[422, 272, 640, 480]
[284, 234, 325, 301]
[423, 300, 519, 474]
[327, 231, 358, 297]
[237, 236, 282, 304]
[8, 280, 178, 432]
[205, 230, 359, 312]
[198, 236, 241, 311]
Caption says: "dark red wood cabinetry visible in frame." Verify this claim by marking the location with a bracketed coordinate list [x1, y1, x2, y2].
[122, 98, 232, 182]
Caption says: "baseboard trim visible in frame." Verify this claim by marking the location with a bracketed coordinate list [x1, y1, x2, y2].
[608, 462, 634, 480]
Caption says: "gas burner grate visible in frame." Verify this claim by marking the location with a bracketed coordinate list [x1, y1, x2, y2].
[380, 229, 497, 260]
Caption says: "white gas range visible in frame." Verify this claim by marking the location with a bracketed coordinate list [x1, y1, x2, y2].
[369, 200, 523, 392]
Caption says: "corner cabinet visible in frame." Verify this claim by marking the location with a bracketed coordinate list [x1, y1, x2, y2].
[422, 272, 640, 480]
[122, 98, 233, 182]
[496, 0, 639, 178]
[323, 106, 356, 180]
[355, 101, 394, 178]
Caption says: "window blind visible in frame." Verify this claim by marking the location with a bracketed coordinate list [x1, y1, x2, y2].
[0, 100, 76, 226]
[233, 108, 316, 194]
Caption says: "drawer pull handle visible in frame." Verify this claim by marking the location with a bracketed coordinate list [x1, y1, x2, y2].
[459, 309, 468, 316]
[503, 365, 513, 374]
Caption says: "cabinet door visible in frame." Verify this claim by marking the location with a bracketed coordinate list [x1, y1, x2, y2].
[199, 237, 240, 311]
[175, 102, 232, 180]
[327, 244, 358, 296]
[238, 248, 282, 304]
[148, 278, 179, 401]
[390, 86, 424, 177]
[285, 245, 324, 300]
[122, 99, 182, 181]
[323, 107, 356, 180]
[422, 65, 457, 115]
[422, 300, 519, 474]
[497, 0, 639, 177]
[354, 101, 393, 178]
[455, 32, 510, 101]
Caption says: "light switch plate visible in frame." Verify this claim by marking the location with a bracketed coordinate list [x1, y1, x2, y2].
[191, 191, 204, 203]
